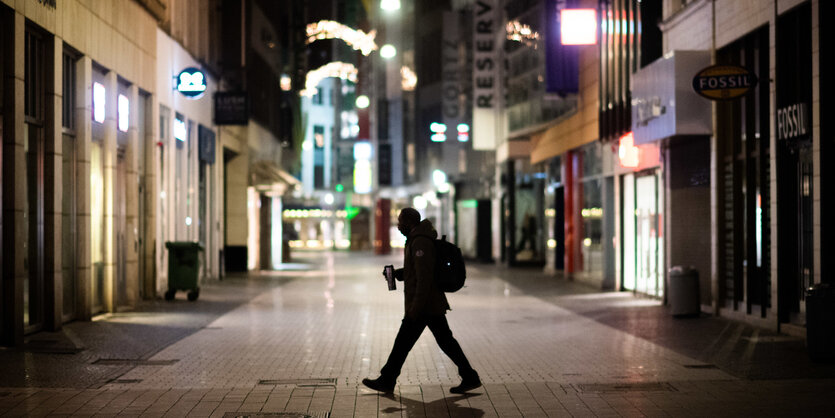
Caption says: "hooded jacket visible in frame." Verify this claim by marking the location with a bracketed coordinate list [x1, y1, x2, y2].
[403, 219, 450, 318]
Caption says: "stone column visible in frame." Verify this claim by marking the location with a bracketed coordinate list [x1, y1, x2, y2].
[44, 35, 63, 330]
[75, 56, 92, 321]
[125, 85, 139, 306]
[102, 71, 117, 313]
[1, 9, 25, 346]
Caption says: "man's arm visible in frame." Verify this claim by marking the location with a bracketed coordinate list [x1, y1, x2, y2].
[408, 236, 436, 319]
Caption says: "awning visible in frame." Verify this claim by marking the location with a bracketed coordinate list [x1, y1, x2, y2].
[251, 160, 300, 196]
[530, 109, 598, 164]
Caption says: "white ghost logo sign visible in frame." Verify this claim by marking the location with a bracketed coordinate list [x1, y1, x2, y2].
[176, 67, 207, 99]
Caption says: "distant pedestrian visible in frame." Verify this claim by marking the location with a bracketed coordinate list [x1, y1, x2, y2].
[362, 208, 481, 394]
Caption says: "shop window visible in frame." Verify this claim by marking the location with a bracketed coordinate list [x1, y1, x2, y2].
[23, 27, 46, 331]
[717, 25, 771, 316]
[61, 50, 79, 321]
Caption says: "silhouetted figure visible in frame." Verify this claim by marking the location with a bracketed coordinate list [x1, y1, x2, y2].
[517, 212, 538, 256]
[363, 208, 481, 394]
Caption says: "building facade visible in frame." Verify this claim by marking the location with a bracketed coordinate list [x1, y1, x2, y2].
[2, 0, 163, 345]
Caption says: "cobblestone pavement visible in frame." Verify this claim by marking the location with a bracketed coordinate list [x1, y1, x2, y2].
[1, 251, 834, 417]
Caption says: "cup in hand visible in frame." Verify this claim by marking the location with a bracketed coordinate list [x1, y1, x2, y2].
[384, 265, 396, 291]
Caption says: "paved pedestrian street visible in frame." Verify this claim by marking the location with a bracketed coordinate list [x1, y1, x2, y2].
[1, 252, 834, 417]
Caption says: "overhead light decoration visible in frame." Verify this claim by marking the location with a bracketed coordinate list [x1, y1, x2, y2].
[401, 66, 417, 91]
[306, 20, 378, 56]
[506, 20, 539, 46]
[301, 62, 358, 97]
[280, 74, 292, 91]
[560, 9, 597, 45]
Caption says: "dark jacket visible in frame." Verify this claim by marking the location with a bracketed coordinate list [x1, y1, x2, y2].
[403, 219, 450, 318]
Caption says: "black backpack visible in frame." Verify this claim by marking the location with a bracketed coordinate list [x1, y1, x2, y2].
[417, 235, 467, 292]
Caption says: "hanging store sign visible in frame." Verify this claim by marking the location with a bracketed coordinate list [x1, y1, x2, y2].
[176, 67, 207, 99]
[691, 65, 758, 100]
[214, 92, 248, 125]
[472, 0, 498, 150]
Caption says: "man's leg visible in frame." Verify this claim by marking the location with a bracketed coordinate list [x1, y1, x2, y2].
[379, 317, 426, 381]
[426, 315, 477, 379]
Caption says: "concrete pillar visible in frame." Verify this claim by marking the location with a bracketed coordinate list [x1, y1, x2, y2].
[125, 85, 139, 306]
[44, 35, 63, 330]
[102, 71, 117, 313]
[1, 9, 25, 346]
[75, 56, 92, 321]
[143, 96, 157, 298]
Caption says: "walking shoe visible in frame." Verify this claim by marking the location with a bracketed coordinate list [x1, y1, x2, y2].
[450, 376, 482, 394]
[362, 376, 395, 393]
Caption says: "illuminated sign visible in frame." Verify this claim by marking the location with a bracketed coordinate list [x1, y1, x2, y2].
[118, 94, 129, 132]
[560, 9, 597, 45]
[354, 160, 372, 194]
[176, 67, 207, 99]
[93, 82, 105, 123]
[430, 122, 447, 142]
[692, 65, 757, 100]
[618, 132, 640, 168]
[173, 117, 187, 142]
[457, 123, 470, 142]
[354, 142, 372, 193]
[777, 102, 810, 140]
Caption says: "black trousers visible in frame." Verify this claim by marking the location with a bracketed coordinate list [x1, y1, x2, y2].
[380, 315, 477, 381]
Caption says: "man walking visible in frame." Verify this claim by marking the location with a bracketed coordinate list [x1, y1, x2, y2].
[362, 208, 481, 394]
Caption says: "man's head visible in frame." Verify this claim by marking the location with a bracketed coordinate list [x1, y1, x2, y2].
[397, 207, 421, 237]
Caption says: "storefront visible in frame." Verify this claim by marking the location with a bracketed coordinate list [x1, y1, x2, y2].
[156, 30, 221, 293]
[618, 141, 664, 297]
[775, 2, 813, 326]
[501, 158, 546, 267]
[565, 142, 615, 289]
[631, 50, 712, 300]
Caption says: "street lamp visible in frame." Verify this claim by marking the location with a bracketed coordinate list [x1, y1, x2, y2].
[381, 0, 401, 11]
[380, 44, 397, 59]
[356, 95, 370, 109]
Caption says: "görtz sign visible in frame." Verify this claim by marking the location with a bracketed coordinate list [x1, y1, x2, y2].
[176, 67, 207, 99]
[692, 65, 757, 100]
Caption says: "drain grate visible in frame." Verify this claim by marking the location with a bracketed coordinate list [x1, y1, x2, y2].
[683, 364, 718, 369]
[223, 413, 330, 418]
[576, 382, 676, 393]
[93, 359, 179, 366]
[110, 379, 143, 384]
[23, 346, 84, 354]
[258, 378, 336, 387]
